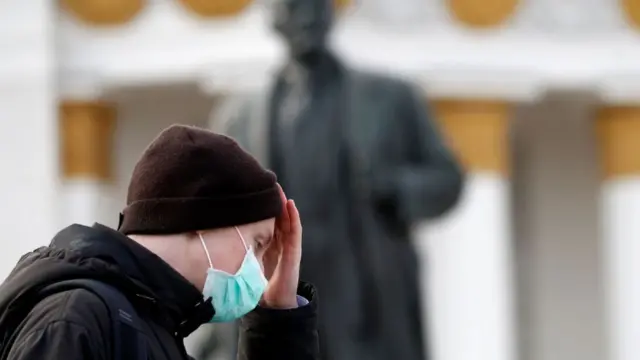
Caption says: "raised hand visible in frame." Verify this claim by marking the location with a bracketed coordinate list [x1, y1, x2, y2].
[261, 184, 302, 309]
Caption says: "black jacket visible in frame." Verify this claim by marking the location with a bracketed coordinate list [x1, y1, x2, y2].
[0, 223, 319, 360]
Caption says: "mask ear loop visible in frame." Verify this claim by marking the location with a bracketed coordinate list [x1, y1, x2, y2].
[235, 227, 249, 252]
[198, 232, 214, 269]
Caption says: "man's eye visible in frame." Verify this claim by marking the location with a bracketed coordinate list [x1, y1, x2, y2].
[255, 237, 269, 251]
[259, 237, 274, 251]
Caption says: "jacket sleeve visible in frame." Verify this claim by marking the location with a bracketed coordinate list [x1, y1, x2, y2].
[237, 282, 319, 360]
[372, 83, 465, 224]
[6, 290, 109, 360]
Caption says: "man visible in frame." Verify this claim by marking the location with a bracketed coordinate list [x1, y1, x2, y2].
[0, 125, 318, 360]
[215, 0, 464, 359]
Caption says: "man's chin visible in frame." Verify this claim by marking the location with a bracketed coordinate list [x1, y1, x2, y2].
[290, 45, 324, 59]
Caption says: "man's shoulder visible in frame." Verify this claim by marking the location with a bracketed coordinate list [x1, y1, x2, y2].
[351, 68, 412, 87]
[21, 288, 111, 335]
[349, 68, 417, 99]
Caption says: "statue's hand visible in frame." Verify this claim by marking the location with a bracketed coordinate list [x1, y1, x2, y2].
[370, 170, 406, 225]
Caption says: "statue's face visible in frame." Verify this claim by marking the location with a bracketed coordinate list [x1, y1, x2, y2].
[272, 0, 333, 57]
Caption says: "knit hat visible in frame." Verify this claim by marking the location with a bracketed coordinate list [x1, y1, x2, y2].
[118, 124, 282, 235]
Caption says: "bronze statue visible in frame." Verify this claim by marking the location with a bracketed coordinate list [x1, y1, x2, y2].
[215, 0, 464, 359]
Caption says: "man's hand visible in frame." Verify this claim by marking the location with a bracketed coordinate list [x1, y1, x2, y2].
[261, 184, 302, 309]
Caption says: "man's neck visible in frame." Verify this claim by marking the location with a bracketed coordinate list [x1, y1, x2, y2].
[129, 233, 204, 289]
[284, 50, 335, 88]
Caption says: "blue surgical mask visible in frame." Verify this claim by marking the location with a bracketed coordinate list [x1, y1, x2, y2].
[199, 227, 267, 323]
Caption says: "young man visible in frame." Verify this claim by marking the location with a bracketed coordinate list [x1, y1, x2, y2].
[0, 125, 318, 360]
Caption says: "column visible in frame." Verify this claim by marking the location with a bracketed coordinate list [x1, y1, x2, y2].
[597, 105, 640, 360]
[0, 1, 58, 281]
[418, 99, 515, 360]
[59, 101, 116, 226]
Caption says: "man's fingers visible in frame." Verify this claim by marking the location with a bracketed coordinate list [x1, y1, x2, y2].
[287, 200, 302, 240]
[276, 184, 291, 232]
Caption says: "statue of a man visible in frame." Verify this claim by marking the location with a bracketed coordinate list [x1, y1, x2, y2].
[215, 0, 464, 359]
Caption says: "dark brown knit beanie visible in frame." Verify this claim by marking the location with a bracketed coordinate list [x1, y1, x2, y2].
[118, 124, 282, 235]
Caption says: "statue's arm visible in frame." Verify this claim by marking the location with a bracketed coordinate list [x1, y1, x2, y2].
[377, 84, 465, 223]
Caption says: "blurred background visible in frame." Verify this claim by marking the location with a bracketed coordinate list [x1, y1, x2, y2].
[2, 0, 640, 360]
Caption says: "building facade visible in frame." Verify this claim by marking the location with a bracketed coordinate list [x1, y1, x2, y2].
[1, 0, 640, 359]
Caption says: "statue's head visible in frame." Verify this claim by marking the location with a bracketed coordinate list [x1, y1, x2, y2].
[271, 0, 334, 58]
